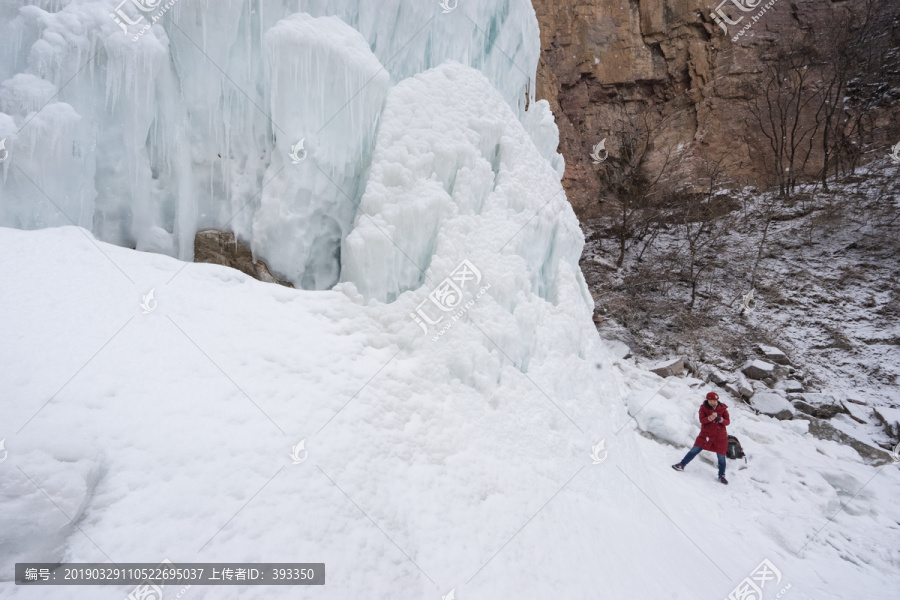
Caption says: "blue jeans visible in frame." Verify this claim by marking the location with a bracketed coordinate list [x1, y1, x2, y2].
[680, 446, 726, 477]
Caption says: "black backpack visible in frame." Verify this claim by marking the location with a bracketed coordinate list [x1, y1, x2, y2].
[726, 435, 745, 460]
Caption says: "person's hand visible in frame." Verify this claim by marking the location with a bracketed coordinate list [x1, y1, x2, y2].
[710, 412, 718, 420]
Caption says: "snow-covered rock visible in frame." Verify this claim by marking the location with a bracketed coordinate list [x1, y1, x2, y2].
[698, 363, 728, 384]
[751, 392, 794, 420]
[757, 344, 789, 364]
[648, 357, 684, 377]
[873, 406, 900, 439]
[591, 254, 617, 270]
[736, 372, 754, 398]
[742, 359, 776, 380]
[605, 339, 632, 360]
[777, 379, 804, 393]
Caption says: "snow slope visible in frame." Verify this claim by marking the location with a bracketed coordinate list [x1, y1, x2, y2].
[2, 225, 899, 600]
[2, 62, 899, 596]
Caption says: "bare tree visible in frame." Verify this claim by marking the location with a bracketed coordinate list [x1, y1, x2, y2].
[744, 40, 822, 198]
[674, 151, 739, 308]
[596, 103, 680, 267]
[809, 0, 900, 187]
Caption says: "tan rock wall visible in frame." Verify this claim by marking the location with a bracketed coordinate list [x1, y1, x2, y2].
[530, 0, 895, 217]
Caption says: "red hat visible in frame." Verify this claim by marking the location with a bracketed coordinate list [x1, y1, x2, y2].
[706, 391, 719, 402]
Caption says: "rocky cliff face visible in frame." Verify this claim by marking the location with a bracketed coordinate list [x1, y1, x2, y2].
[530, 0, 883, 216]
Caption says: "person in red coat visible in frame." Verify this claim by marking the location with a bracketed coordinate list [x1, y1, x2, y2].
[672, 391, 731, 484]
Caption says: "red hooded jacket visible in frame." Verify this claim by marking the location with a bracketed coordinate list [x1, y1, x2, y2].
[694, 400, 730, 454]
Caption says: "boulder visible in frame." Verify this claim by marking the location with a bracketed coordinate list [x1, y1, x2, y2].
[194, 230, 294, 288]
[800, 392, 838, 405]
[792, 401, 845, 420]
[777, 379, 803, 393]
[591, 255, 617, 271]
[649, 357, 684, 378]
[757, 344, 790, 365]
[751, 392, 794, 420]
[698, 364, 729, 385]
[840, 401, 869, 424]
[804, 418, 894, 465]
[708, 368, 728, 385]
[742, 360, 776, 380]
[873, 406, 900, 440]
[751, 380, 771, 393]
[736, 373, 754, 398]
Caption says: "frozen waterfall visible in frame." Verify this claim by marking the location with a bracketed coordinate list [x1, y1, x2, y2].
[0, 0, 548, 289]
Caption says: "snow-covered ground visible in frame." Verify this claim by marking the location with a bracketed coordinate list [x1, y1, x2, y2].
[1, 1, 899, 599]
[582, 174, 900, 453]
[2, 225, 899, 599]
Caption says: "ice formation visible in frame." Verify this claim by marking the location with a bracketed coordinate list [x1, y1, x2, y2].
[342, 63, 581, 308]
[0, 0, 543, 288]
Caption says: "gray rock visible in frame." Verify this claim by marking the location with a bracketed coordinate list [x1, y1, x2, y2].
[805, 418, 893, 465]
[592, 255, 617, 270]
[751, 380, 771, 393]
[698, 364, 729, 385]
[757, 344, 790, 365]
[649, 357, 684, 378]
[778, 379, 804, 393]
[709, 369, 728, 385]
[792, 401, 845, 420]
[742, 360, 776, 380]
[872, 406, 900, 439]
[751, 392, 793, 419]
[840, 401, 868, 424]
[736, 373, 754, 398]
